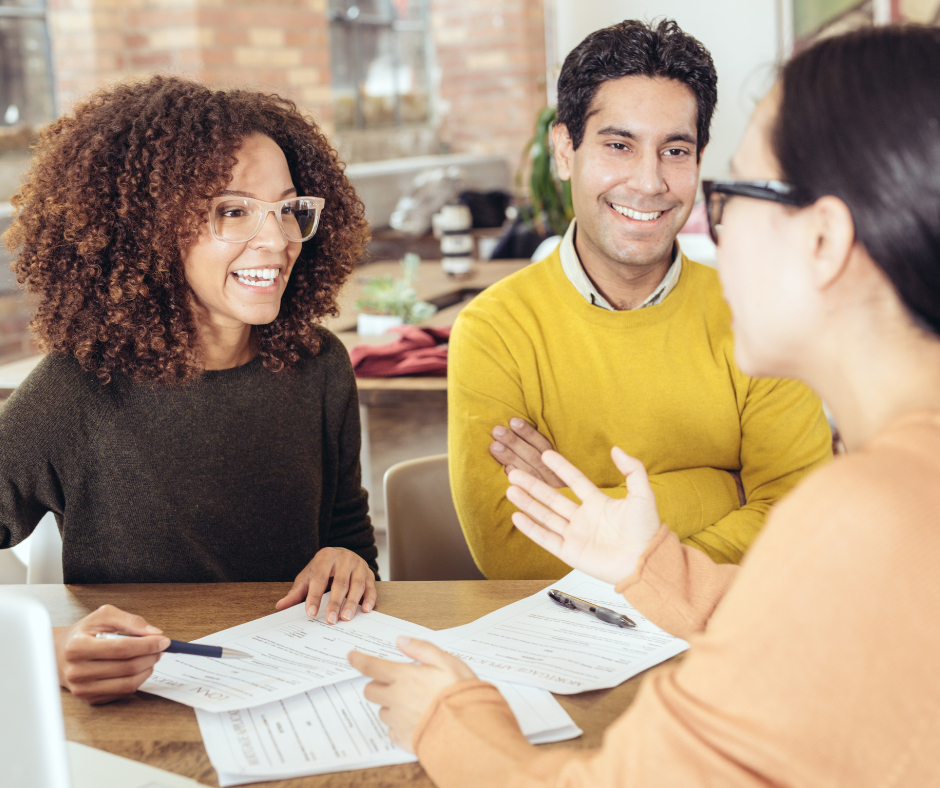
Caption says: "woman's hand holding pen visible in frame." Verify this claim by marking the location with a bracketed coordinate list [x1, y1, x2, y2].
[349, 637, 477, 752]
[53, 604, 169, 706]
[507, 447, 662, 586]
[276, 546, 377, 624]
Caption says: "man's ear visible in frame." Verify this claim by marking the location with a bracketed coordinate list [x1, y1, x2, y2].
[551, 123, 574, 181]
[808, 196, 855, 290]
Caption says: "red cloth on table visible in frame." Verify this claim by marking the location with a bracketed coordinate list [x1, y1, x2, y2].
[349, 325, 451, 377]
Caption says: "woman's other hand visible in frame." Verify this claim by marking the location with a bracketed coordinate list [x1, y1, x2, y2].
[276, 546, 377, 623]
[507, 446, 662, 585]
[349, 637, 477, 752]
[53, 604, 168, 705]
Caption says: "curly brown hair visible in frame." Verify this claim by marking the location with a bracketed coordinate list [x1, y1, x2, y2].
[3, 75, 368, 385]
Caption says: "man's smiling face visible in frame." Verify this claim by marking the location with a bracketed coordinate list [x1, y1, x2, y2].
[553, 75, 702, 272]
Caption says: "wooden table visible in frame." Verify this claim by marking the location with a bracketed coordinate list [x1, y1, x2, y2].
[10, 581, 671, 787]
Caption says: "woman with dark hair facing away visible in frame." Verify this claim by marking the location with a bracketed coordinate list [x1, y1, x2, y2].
[350, 24, 940, 787]
[0, 75, 378, 704]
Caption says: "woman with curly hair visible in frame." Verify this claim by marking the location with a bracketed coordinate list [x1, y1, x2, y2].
[0, 75, 378, 704]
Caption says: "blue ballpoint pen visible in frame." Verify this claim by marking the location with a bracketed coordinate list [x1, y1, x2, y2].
[95, 632, 252, 659]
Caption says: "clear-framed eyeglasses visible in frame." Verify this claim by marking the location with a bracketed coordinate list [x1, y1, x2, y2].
[209, 196, 325, 244]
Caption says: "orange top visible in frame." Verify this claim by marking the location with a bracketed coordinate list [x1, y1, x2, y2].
[415, 411, 940, 787]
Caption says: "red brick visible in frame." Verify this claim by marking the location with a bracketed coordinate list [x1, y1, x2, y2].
[129, 52, 174, 69]
[215, 28, 250, 46]
[201, 48, 235, 66]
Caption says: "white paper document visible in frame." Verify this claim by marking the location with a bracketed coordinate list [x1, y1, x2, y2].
[140, 595, 434, 712]
[431, 570, 689, 694]
[196, 676, 582, 787]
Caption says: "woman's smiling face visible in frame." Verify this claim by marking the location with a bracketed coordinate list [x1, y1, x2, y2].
[182, 133, 303, 337]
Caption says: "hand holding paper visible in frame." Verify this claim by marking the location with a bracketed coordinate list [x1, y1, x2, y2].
[507, 447, 662, 585]
[350, 636, 479, 752]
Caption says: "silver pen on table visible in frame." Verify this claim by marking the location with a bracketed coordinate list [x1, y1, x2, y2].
[95, 632, 252, 659]
[547, 589, 636, 628]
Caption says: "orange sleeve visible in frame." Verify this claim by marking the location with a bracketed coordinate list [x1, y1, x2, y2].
[414, 681, 594, 788]
[617, 523, 739, 639]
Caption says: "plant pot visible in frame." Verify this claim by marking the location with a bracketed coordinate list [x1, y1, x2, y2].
[357, 313, 404, 337]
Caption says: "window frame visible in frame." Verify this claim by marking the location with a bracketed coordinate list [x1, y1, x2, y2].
[0, 0, 58, 123]
[327, 0, 433, 131]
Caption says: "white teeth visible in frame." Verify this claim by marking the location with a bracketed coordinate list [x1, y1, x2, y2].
[610, 204, 663, 221]
[233, 268, 279, 287]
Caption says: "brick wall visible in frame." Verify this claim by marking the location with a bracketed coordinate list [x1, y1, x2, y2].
[430, 0, 547, 173]
[47, 0, 334, 128]
[44, 0, 547, 169]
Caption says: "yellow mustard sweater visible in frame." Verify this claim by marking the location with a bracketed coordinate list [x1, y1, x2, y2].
[447, 248, 832, 579]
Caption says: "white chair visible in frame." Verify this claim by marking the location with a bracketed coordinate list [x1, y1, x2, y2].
[383, 454, 486, 581]
[0, 548, 27, 583]
[26, 513, 64, 584]
[1, 513, 63, 585]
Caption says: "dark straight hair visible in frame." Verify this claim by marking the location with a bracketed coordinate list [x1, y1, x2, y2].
[556, 19, 718, 158]
[774, 25, 940, 336]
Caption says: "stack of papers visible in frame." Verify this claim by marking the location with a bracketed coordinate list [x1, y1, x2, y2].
[197, 678, 580, 787]
[139, 570, 687, 786]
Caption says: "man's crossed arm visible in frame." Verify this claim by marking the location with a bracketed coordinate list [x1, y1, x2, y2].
[490, 418, 747, 507]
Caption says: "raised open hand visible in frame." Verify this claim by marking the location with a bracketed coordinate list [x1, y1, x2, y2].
[506, 447, 662, 585]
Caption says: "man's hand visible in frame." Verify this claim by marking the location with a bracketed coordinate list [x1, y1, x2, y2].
[53, 605, 169, 706]
[349, 637, 478, 752]
[506, 447, 662, 585]
[490, 418, 565, 487]
[276, 546, 377, 624]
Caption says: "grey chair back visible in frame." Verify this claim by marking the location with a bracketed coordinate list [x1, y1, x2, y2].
[383, 454, 486, 581]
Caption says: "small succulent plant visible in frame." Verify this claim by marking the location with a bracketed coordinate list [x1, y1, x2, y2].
[356, 253, 438, 323]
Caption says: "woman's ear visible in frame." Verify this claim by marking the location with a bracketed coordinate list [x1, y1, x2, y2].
[808, 195, 856, 290]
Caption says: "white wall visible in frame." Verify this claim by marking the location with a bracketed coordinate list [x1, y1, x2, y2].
[548, 0, 781, 180]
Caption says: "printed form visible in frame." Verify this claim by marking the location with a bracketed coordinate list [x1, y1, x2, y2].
[431, 570, 689, 694]
[140, 594, 434, 712]
[196, 676, 582, 787]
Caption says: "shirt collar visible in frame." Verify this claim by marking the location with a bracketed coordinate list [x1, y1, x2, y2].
[558, 218, 682, 311]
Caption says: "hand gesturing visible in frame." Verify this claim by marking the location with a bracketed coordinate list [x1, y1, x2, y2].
[506, 447, 662, 585]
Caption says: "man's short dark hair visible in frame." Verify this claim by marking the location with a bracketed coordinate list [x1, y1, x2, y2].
[556, 19, 718, 158]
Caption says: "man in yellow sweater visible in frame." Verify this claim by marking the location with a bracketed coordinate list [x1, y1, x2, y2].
[448, 19, 832, 579]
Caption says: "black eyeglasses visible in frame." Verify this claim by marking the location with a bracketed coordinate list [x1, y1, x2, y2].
[701, 180, 806, 244]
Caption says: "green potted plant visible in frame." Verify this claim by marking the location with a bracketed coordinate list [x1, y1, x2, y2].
[518, 106, 574, 237]
[356, 253, 438, 336]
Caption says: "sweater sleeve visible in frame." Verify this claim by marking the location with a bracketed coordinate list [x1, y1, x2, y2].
[448, 308, 571, 580]
[617, 523, 738, 638]
[0, 359, 77, 549]
[319, 335, 379, 577]
[680, 375, 832, 564]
